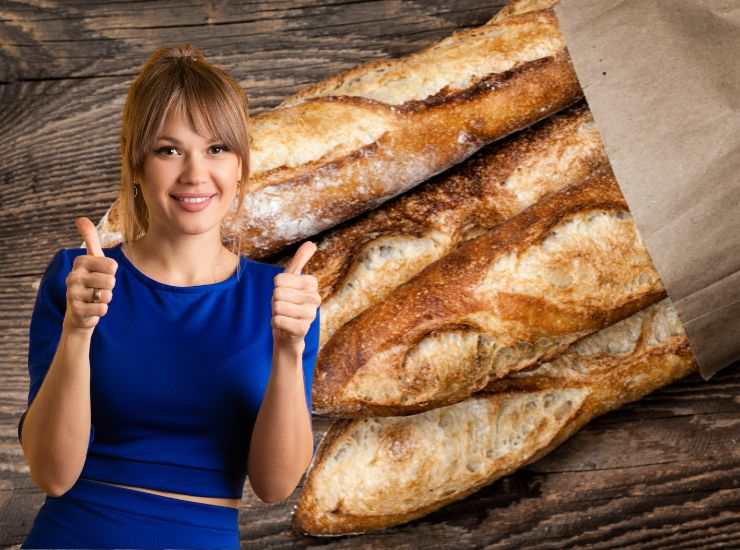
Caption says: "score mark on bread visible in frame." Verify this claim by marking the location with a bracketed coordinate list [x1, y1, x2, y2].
[293, 298, 697, 535]
[283, 103, 607, 353]
[312, 166, 668, 417]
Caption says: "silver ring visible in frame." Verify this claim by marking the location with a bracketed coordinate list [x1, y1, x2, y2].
[92, 288, 102, 303]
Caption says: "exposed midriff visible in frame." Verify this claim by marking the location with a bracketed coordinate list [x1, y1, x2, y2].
[81, 478, 240, 508]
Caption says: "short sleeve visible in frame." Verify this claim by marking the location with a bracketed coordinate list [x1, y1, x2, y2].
[18, 249, 95, 448]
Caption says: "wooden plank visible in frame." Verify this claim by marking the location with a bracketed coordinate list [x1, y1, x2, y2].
[2, 1, 738, 548]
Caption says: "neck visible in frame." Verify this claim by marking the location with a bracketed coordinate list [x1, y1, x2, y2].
[131, 227, 234, 286]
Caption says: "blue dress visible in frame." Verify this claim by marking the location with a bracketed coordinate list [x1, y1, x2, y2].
[19, 243, 320, 549]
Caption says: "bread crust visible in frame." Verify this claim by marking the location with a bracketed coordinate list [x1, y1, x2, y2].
[279, 102, 607, 351]
[312, 165, 667, 417]
[278, 9, 564, 109]
[292, 298, 697, 535]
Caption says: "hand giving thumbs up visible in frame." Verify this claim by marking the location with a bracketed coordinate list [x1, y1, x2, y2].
[271, 241, 321, 354]
[62, 217, 118, 334]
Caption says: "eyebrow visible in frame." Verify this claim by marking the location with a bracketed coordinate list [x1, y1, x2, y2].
[156, 135, 220, 144]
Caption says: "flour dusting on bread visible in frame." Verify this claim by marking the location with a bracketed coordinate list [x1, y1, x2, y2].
[279, 11, 565, 108]
[298, 388, 588, 530]
[313, 167, 667, 416]
[303, 104, 605, 349]
[294, 298, 697, 535]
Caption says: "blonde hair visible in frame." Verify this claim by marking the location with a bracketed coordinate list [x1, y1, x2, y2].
[117, 43, 251, 275]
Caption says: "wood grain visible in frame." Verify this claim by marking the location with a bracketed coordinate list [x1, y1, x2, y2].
[1, 1, 738, 548]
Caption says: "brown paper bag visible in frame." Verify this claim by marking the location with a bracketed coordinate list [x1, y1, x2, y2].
[554, 0, 740, 380]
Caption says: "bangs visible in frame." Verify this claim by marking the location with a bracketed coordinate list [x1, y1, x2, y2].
[129, 59, 250, 178]
[161, 85, 240, 149]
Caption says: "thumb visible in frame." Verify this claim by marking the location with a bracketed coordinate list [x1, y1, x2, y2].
[284, 241, 317, 275]
[75, 217, 104, 257]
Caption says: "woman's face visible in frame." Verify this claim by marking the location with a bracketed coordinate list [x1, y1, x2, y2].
[140, 108, 241, 241]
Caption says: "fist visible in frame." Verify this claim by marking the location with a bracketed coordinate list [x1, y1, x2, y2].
[62, 217, 118, 334]
[271, 241, 321, 353]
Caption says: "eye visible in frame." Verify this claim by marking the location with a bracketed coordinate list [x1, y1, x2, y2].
[155, 146, 178, 156]
[210, 144, 229, 154]
[154, 144, 229, 156]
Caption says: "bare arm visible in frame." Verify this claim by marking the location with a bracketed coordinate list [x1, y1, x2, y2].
[247, 342, 314, 504]
[21, 326, 94, 497]
[21, 218, 115, 497]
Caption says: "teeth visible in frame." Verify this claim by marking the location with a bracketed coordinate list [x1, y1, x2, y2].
[178, 196, 211, 203]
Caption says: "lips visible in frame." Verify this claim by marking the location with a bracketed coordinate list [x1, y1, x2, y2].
[171, 193, 215, 212]
[170, 194, 216, 200]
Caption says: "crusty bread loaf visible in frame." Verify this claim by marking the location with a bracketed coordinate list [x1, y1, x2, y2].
[292, 297, 697, 535]
[312, 164, 667, 417]
[94, 3, 581, 259]
[276, 0, 564, 110]
[272, 102, 607, 349]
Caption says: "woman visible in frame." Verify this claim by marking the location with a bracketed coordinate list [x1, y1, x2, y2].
[18, 44, 321, 549]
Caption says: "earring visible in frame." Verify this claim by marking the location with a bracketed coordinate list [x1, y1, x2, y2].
[133, 183, 139, 198]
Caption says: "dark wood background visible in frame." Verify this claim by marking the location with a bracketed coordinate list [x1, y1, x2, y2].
[1, 1, 739, 548]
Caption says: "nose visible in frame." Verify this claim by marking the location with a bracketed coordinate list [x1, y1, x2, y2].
[179, 152, 210, 185]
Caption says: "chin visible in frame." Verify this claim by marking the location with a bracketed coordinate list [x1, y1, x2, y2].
[179, 222, 221, 235]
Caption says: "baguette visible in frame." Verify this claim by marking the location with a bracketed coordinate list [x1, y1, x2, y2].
[274, 102, 608, 349]
[312, 164, 667, 417]
[276, 0, 563, 110]
[95, 2, 581, 258]
[292, 297, 697, 535]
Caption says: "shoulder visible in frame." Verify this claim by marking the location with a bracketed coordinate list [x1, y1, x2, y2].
[42, 248, 75, 278]
[242, 256, 285, 277]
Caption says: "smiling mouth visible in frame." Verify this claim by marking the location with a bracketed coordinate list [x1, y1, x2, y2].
[171, 194, 216, 203]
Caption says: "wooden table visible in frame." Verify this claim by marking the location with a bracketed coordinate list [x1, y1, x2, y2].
[2, 1, 738, 548]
